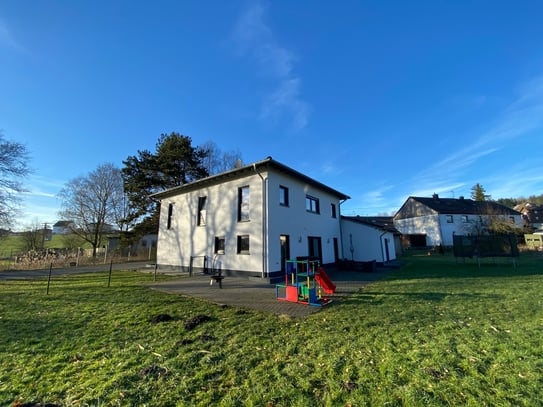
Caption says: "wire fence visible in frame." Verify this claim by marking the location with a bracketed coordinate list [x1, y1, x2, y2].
[0, 246, 157, 271]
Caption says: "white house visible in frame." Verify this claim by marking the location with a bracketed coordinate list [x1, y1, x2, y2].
[393, 194, 523, 247]
[152, 157, 350, 280]
[52, 220, 75, 235]
[341, 216, 400, 263]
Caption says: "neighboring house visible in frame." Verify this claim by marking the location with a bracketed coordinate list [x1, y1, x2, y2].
[152, 157, 350, 279]
[393, 194, 523, 248]
[52, 220, 75, 234]
[514, 203, 543, 231]
[341, 216, 400, 263]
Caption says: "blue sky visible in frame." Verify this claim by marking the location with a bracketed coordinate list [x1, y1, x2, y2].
[2, 1, 543, 229]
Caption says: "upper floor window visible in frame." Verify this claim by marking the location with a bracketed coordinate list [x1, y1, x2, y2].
[197, 196, 207, 226]
[238, 186, 250, 221]
[446, 215, 453, 223]
[167, 203, 174, 229]
[331, 203, 337, 218]
[509, 216, 515, 223]
[461, 215, 468, 223]
[279, 185, 289, 206]
[306, 195, 320, 214]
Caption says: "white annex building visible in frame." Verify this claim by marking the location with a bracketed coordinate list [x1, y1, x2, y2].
[153, 157, 358, 279]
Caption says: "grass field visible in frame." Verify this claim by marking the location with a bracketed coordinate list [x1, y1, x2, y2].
[1, 252, 542, 406]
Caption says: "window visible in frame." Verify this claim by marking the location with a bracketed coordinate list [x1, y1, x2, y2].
[167, 203, 174, 229]
[446, 215, 453, 223]
[238, 186, 250, 221]
[237, 235, 250, 254]
[215, 236, 225, 254]
[461, 215, 468, 223]
[197, 196, 207, 226]
[509, 216, 515, 223]
[279, 185, 289, 206]
[306, 195, 320, 214]
[331, 203, 337, 218]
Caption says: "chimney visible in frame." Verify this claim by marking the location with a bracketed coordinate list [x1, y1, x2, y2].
[459, 196, 464, 200]
[432, 193, 439, 199]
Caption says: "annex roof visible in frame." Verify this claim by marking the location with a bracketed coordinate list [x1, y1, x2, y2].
[151, 157, 350, 201]
[342, 215, 399, 233]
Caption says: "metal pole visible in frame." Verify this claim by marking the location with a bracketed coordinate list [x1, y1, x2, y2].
[107, 260, 113, 288]
[46, 262, 53, 295]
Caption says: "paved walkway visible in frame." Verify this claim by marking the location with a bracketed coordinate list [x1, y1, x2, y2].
[148, 268, 391, 318]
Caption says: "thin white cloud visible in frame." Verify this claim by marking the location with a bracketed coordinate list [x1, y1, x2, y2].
[0, 17, 26, 53]
[412, 75, 543, 194]
[232, 2, 310, 130]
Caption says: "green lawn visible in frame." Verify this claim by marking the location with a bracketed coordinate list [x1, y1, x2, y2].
[1, 252, 542, 406]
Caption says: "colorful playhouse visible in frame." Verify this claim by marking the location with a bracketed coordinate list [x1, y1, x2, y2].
[276, 258, 336, 306]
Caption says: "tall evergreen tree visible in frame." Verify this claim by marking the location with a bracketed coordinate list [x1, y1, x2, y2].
[121, 133, 209, 234]
[471, 183, 488, 201]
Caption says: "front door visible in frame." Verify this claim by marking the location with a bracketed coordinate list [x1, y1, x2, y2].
[307, 236, 322, 264]
[280, 235, 290, 273]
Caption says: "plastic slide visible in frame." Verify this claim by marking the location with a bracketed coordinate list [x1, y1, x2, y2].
[315, 267, 336, 294]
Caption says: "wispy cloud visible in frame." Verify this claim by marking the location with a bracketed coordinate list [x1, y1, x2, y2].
[412, 75, 543, 195]
[0, 17, 26, 53]
[232, 1, 310, 130]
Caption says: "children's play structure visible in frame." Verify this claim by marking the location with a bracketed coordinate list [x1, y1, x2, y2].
[276, 258, 336, 306]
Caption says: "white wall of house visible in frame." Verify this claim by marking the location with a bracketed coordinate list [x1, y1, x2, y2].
[266, 171, 343, 273]
[395, 213, 524, 247]
[156, 171, 265, 275]
[393, 214, 441, 246]
[341, 219, 397, 262]
[156, 166, 345, 277]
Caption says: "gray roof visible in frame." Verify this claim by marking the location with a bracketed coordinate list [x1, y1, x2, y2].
[152, 157, 350, 201]
[342, 216, 399, 233]
[395, 195, 521, 219]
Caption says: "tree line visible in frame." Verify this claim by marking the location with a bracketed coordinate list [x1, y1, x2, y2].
[0, 131, 241, 257]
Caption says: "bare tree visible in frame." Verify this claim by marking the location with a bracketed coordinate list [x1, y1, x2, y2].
[58, 163, 124, 257]
[0, 131, 31, 228]
[200, 140, 243, 175]
[20, 219, 47, 252]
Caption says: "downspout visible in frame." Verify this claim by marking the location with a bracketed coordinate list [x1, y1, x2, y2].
[253, 164, 267, 278]
[339, 198, 348, 260]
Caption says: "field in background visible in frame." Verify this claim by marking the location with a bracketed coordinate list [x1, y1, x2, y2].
[0, 234, 155, 270]
[1, 251, 542, 406]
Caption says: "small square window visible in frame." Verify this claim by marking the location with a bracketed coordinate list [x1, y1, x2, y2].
[215, 236, 225, 254]
[461, 215, 468, 223]
[446, 215, 453, 223]
[237, 235, 250, 254]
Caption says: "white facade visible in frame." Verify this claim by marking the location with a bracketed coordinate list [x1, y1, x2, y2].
[394, 213, 524, 246]
[341, 219, 397, 262]
[155, 159, 348, 278]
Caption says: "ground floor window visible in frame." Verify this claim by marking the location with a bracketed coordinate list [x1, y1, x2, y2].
[237, 235, 250, 254]
[215, 236, 225, 254]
